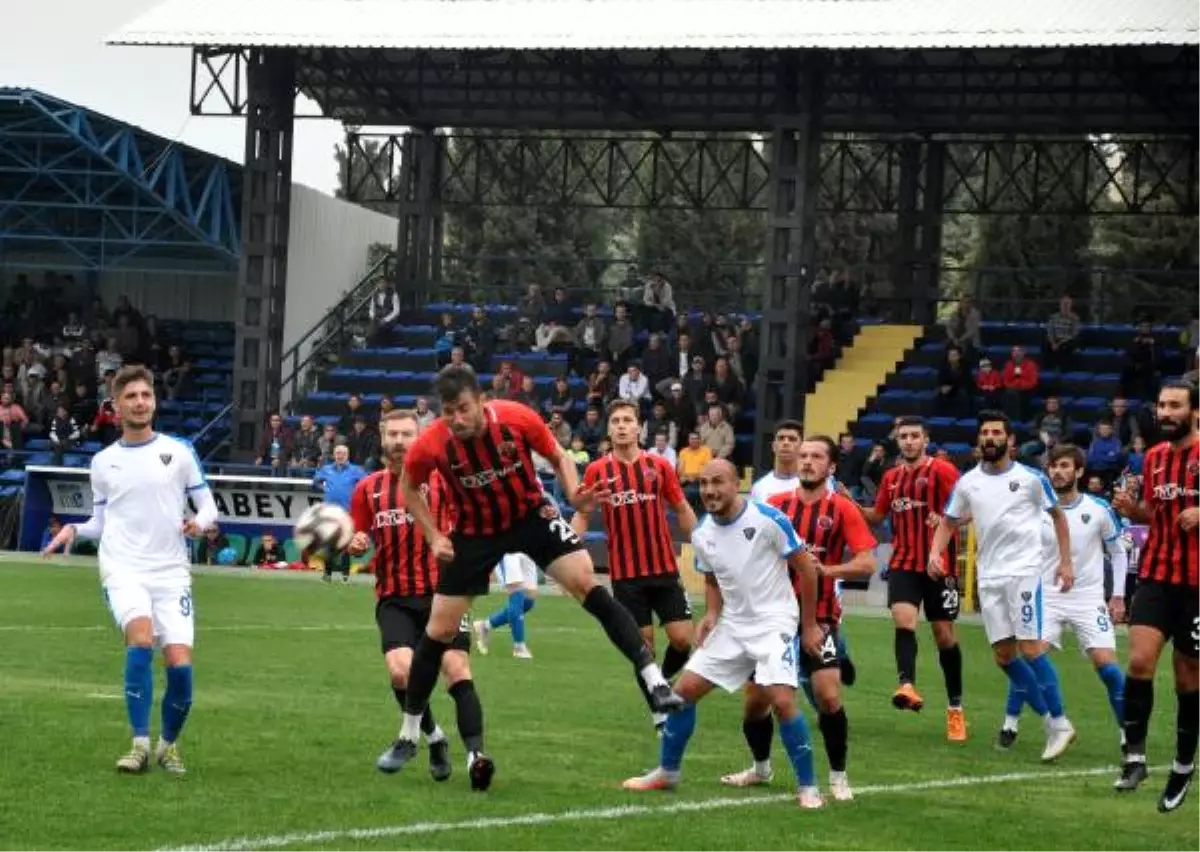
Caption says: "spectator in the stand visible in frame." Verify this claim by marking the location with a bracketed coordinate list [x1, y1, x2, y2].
[642, 272, 676, 334]
[69, 339, 95, 387]
[808, 317, 836, 384]
[1001, 345, 1039, 420]
[586, 359, 616, 406]
[945, 296, 982, 361]
[96, 337, 123, 381]
[1085, 474, 1109, 499]
[547, 409, 571, 448]
[642, 399, 678, 449]
[378, 395, 395, 418]
[647, 430, 678, 467]
[1106, 396, 1146, 446]
[518, 283, 545, 327]
[0, 389, 28, 447]
[313, 443, 367, 511]
[434, 313, 458, 367]
[111, 295, 141, 331]
[575, 405, 605, 455]
[338, 393, 363, 436]
[606, 303, 635, 372]
[1125, 434, 1148, 477]
[573, 301, 606, 376]
[975, 357, 1002, 409]
[249, 531, 288, 569]
[90, 295, 110, 329]
[447, 346, 468, 371]
[837, 433, 867, 495]
[536, 319, 575, 355]
[536, 288, 575, 351]
[113, 314, 140, 360]
[20, 363, 50, 432]
[710, 356, 744, 418]
[368, 277, 401, 344]
[62, 310, 86, 344]
[161, 346, 191, 401]
[640, 333, 671, 391]
[92, 396, 119, 446]
[617, 362, 650, 406]
[542, 375, 574, 419]
[464, 305, 496, 373]
[936, 345, 972, 417]
[496, 359, 523, 397]
[1120, 319, 1160, 401]
[1033, 396, 1074, 446]
[413, 396, 436, 430]
[512, 375, 537, 408]
[1043, 295, 1081, 373]
[699, 404, 734, 460]
[141, 315, 165, 368]
[682, 354, 709, 409]
[565, 434, 590, 468]
[196, 525, 231, 566]
[672, 331, 693, 381]
[1086, 421, 1126, 480]
[345, 416, 380, 471]
[256, 411, 294, 474]
[724, 331, 750, 387]
[69, 379, 96, 436]
[291, 414, 322, 468]
[677, 431, 712, 490]
[317, 422, 341, 466]
[689, 313, 717, 364]
[861, 443, 888, 500]
[663, 381, 697, 440]
[48, 402, 80, 465]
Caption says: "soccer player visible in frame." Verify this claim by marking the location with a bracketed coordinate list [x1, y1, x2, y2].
[42, 365, 217, 774]
[1111, 380, 1198, 810]
[1000, 443, 1127, 748]
[572, 400, 699, 733]
[387, 365, 683, 787]
[928, 410, 1077, 762]
[622, 459, 826, 809]
[348, 409, 485, 781]
[722, 436, 875, 800]
[856, 416, 966, 740]
[473, 552, 539, 659]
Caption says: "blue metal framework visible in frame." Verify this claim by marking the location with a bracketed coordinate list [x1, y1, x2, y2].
[0, 88, 240, 272]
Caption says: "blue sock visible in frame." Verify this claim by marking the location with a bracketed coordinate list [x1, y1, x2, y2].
[777, 712, 817, 788]
[487, 606, 510, 629]
[1097, 662, 1125, 726]
[1000, 657, 1048, 717]
[523, 597, 536, 614]
[1027, 653, 1065, 718]
[659, 703, 696, 772]
[124, 646, 154, 738]
[1005, 681, 1026, 717]
[508, 589, 527, 645]
[161, 665, 194, 743]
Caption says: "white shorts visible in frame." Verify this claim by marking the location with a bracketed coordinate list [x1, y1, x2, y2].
[1042, 590, 1117, 653]
[978, 574, 1043, 645]
[495, 553, 539, 590]
[102, 573, 195, 648]
[685, 619, 800, 693]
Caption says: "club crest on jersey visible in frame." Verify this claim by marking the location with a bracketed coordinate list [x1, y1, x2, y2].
[1189, 460, 1199, 476]
[1021, 591, 1032, 602]
[539, 502, 560, 520]
[1081, 513, 1091, 524]
[644, 467, 657, 485]
[743, 527, 757, 541]
[915, 477, 928, 491]
[498, 441, 517, 461]
[1008, 481, 1020, 492]
[817, 516, 833, 530]
[159, 453, 173, 466]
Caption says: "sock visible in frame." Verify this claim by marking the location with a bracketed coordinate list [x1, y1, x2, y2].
[743, 713, 774, 763]
[449, 679, 486, 754]
[1122, 675, 1153, 757]
[1005, 680, 1025, 724]
[1096, 663, 1125, 728]
[938, 644, 964, 707]
[582, 587, 655, 670]
[895, 627, 917, 684]
[419, 706, 441, 740]
[161, 664, 193, 744]
[1000, 657, 1048, 717]
[523, 597, 536, 613]
[662, 644, 690, 680]
[124, 646, 154, 739]
[634, 668, 658, 713]
[1175, 690, 1199, 769]
[401, 635, 451, 740]
[818, 708, 849, 773]
[659, 703, 697, 772]
[508, 590, 528, 645]
[487, 606, 510, 629]
[1027, 653, 1065, 719]
[777, 712, 817, 788]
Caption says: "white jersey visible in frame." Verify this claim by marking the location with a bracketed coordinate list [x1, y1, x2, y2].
[691, 499, 803, 629]
[1043, 494, 1122, 597]
[944, 462, 1057, 585]
[750, 471, 835, 502]
[90, 433, 209, 580]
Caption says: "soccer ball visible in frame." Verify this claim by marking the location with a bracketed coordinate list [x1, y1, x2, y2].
[293, 504, 354, 552]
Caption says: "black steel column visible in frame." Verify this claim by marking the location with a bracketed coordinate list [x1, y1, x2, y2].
[914, 141, 946, 324]
[232, 49, 295, 455]
[395, 130, 444, 307]
[753, 56, 825, 472]
[891, 141, 946, 325]
[891, 140, 921, 323]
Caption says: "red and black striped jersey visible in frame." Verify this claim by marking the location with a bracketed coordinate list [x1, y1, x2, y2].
[404, 400, 558, 537]
[769, 490, 877, 624]
[874, 457, 960, 573]
[350, 468, 454, 599]
[582, 451, 686, 582]
[1138, 439, 1199, 588]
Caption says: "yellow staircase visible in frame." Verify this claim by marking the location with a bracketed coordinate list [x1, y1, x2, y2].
[804, 324, 924, 438]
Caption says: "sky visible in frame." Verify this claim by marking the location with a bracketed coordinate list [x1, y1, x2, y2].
[0, 0, 345, 194]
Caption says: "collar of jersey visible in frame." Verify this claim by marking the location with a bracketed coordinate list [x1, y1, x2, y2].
[118, 432, 159, 448]
[1059, 494, 1085, 510]
[712, 499, 749, 526]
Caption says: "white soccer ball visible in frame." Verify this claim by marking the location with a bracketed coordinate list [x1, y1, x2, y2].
[293, 503, 354, 552]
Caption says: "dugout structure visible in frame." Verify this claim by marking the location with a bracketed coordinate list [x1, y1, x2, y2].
[110, 0, 1199, 467]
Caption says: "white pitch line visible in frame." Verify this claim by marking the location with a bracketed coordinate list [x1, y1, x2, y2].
[159, 764, 1131, 852]
[0, 623, 584, 634]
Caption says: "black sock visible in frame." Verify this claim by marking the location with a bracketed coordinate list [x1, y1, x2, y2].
[662, 644, 690, 680]
[392, 686, 406, 709]
[420, 707, 438, 737]
[582, 587, 654, 669]
[818, 708, 849, 773]
[1176, 690, 1199, 768]
[449, 679, 485, 753]
[895, 628, 917, 685]
[403, 635, 451, 719]
[743, 714, 774, 762]
[938, 644, 964, 707]
[1122, 675, 1154, 756]
[634, 668, 657, 712]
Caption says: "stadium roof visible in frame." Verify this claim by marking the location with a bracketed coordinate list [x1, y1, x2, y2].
[110, 0, 1199, 50]
[0, 88, 240, 272]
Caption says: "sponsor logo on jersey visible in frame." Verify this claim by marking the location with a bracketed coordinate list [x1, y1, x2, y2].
[539, 501, 560, 520]
[1153, 483, 1200, 501]
[890, 497, 927, 512]
[608, 490, 657, 507]
[458, 462, 522, 489]
[374, 508, 415, 527]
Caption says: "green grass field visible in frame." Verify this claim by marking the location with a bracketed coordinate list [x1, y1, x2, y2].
[0, 558, 1194, 851]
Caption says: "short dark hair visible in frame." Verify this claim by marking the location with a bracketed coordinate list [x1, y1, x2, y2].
[607, 399, 641, 423]
[774, 419, 803, 438]
[895, 415, 927, 433]
[1048, 443, 1086, 470]
[976, 410, 1012, 436]
[1160, 378, 1199, 409]
[113, 364, 154, 398]
[804, 433, 840, 466]
[432, 364, 480, 403]
[382, 409, 419, 427]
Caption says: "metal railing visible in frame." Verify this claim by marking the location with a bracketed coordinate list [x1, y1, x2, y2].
[190, 402, 235, 461]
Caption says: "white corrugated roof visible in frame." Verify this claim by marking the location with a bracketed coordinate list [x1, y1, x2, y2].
[108, 0, 1199, 50]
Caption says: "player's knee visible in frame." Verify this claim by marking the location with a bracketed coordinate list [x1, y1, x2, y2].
[768, 691, 798, 719]
[162, 644, 192, 667]
[992, 644, 1017, 666]
[1172, 652, 1200, 690]
[931, 622, 957, 649]
[891, 605, 918, 630]
[440, 652, 472, 686]
[547, 554, 595, 600]
[1127, 647, 1158, 679]
[742, 685, 771, 719]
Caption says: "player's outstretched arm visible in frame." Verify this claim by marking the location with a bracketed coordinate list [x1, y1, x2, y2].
[926, 515, 959, 579]
[1048, 506, 1074, 592]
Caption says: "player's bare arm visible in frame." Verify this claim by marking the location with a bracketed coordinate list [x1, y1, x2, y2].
[1178, 506, 1200, 531]
[819, 547, 876, 581]
[858, 504, 886, 527]
[1048, 505, 1074, 592]
[399, 473, 450, 560]
[789, 549, 823, 657]
[1112, 488, 1150, 524]
[695, 573, 723, 646]
[927, 514, 963, 579]
[672, 499, 698, 537]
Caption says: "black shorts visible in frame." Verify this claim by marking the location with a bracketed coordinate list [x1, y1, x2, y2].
[1129, 580, 1199, 659]
[801, 624, 841, 676]
[438, 500, 585, 598]
[613, 576, 692, 628]
[375, 596, 471, 655]
[887, 570, 961, 622]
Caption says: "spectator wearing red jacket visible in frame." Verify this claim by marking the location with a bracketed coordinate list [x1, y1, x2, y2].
[91, 397, 120, 446]
[975, 357, 1003, 410]
[1001, 346, 1039, 421]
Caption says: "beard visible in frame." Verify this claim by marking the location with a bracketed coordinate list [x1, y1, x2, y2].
[800, 476, 827, 490]
[1158, 417, 1190, 441]
[979, 441, 1007, 462]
